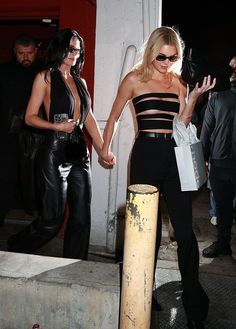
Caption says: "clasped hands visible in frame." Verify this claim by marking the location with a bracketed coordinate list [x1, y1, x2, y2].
[99, 149, 116, 167]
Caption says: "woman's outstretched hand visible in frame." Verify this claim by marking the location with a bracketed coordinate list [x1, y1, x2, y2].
[178, 75, 217, 126]
[189, 75, 216, 99]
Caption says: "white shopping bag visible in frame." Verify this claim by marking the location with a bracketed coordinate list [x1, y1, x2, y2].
[173, 116, 207, 191]
[174, 141, 207, 191]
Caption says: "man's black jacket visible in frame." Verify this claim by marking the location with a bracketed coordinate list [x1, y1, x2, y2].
[0, 59, 41, 138]
[200, 84, 236, 168]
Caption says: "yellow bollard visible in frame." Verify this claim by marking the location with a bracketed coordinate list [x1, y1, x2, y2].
[119, 184, 159, 329]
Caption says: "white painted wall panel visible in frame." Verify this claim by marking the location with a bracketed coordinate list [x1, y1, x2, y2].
[91, 0, 162, 253]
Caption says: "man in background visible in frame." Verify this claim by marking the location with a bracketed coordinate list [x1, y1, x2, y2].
[200, 65, 236, 258]
[229, 55, 236, 82]
[207, 55, 236, 228]
[0, 35, 42, 226]
[229, 55, 236, 222]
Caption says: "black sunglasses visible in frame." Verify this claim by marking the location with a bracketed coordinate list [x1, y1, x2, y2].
[68, 46, 80, 54]
[156, 54, 179, 62]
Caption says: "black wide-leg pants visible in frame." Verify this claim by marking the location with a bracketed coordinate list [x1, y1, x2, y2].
[130, 134, 209, 322]
[7, 132, 92, 260]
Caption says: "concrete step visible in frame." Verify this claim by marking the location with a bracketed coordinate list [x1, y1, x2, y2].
[0, 251, 120, 329]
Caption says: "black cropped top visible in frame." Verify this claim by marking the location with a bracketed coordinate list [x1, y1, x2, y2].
[132, 92, 180, 131]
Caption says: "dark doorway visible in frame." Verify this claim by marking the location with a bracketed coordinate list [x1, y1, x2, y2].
[0, 19, 58, 64]
[0, 19, 58, 214]
[162, 0, 236, 62]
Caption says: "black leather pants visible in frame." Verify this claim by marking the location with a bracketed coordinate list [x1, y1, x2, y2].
[7, 132, 92, 260]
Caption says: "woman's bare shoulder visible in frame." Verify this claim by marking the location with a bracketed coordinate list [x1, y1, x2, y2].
[123, 70, 140, 82]
[120, 71, 141, 91]
[34, 70, 45, 80]
[170, 74, 187, 105]
[34, 70, 51, 86]
[171, 73, 186, 95]
[30, 71, 49, 96]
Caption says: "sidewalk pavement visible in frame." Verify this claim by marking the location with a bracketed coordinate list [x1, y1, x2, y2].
[0, 186, 236, 328]
[151, 186, 236, 329]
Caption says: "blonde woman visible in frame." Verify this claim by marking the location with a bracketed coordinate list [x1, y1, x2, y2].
[101, 26, 215, 329]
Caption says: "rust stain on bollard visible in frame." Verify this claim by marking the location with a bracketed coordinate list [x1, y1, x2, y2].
[120, 184, 159, 329]
[126, 201, 143, 231]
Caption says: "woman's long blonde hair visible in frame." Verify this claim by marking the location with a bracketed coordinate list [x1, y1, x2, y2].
[133, 26, 185, 81]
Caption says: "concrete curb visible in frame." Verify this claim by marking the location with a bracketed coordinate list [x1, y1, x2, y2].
[0, 252, 120, 329]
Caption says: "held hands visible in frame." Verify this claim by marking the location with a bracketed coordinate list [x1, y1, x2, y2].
[100, 150, 116, 167]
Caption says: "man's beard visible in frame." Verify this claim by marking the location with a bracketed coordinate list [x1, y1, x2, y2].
[21, 60, 32, 67]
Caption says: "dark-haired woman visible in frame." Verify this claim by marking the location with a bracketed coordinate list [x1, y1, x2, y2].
[7, 28, 110, 260]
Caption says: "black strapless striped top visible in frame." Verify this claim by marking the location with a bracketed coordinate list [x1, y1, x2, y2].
[132, 92, 179, 131]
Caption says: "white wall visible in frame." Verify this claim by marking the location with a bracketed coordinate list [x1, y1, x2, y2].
[90, 0, 162, 254]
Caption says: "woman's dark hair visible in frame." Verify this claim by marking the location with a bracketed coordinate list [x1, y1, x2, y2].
[43, 28, 85, 77]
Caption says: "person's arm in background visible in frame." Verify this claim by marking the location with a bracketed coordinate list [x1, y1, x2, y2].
[200, 93, 216, 162]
